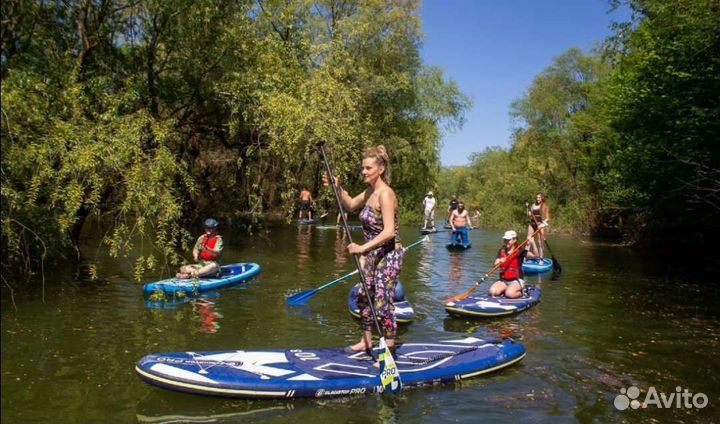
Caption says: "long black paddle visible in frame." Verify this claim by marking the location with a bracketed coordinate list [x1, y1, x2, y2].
[318, 143, 402, 395]
[544, 239, 562, 280]
[527, 203, 562, 279]
[286, 236, 428, 306]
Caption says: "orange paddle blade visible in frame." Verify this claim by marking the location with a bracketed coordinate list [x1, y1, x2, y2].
[445, 282, 479, 303]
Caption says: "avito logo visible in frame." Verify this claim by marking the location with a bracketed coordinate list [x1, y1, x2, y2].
[614, 386, 708, 411]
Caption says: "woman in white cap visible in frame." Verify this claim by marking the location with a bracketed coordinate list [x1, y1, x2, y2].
[488, 230, 536, 298]
[421, 191, 436, 230]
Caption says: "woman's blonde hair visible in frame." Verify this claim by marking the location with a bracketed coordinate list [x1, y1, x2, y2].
[363, 145, 392, 184]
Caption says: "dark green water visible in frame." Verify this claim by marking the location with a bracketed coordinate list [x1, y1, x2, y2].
[2, 225, 719, 423]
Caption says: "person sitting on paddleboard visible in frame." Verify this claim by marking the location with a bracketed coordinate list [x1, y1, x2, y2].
[422, 191, 436, 230]
[526, 192, 550, 258]
[449, 202, 473, 245]
[488, 230, 536, 298]
[447, 194, 459, 223]
[324, 145, 404, 357]
[298, 187, 314, 221]
[176, 218, 224, 279]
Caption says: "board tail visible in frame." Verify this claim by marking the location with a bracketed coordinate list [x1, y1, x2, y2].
[378, 338, 402, 395]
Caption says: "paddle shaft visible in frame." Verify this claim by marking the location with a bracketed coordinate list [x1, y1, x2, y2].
[315, 269, 359, 291]
[286, 236, 427, 306]
[319, 144, 385, 338]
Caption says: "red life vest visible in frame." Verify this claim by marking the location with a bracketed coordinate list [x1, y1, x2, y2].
[199, 235, 220, 261]
[499, 247, 522, 281]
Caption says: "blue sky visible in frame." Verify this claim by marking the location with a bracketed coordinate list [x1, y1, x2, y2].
[420, 0, 630, 166]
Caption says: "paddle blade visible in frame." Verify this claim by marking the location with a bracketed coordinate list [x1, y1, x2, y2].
[551, 255, 562, 273]
[445, 282, 480, 303]
[550, 256, 562, 281]
[378, 338, 402, 395]
[286, 289, 319, 306]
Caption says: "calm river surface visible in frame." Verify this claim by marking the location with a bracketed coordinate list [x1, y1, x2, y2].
[2, 224, 719, 423]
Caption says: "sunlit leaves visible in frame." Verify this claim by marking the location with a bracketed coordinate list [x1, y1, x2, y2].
[1, 0, 470, 280]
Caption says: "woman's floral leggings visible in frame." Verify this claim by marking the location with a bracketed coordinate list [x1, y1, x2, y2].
[356, 246, 405, 340]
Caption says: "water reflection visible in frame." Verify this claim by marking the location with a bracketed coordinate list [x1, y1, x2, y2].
[144, 292, 220, 311]
[136, 399, 295, 424]
[416, 235, 435, 280]
[333, 228, 349, 275]
[448, 253, 464, 285]
[296, 224, 313, 272]
[192, 298, 222, 334]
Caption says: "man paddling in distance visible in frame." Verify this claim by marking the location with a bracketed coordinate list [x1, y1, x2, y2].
[176, 218, 224, 279]
[421, 191, 436, 230]
[488, 230, 538, 298]
[449, 202, 474, 246]
[526, 192, 550, 258]
[323, 145, 404, 359]
[298, 187, 314, 221]
[447, 194, 459, 224]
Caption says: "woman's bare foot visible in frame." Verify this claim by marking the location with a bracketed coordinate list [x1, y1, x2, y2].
[346, 340, 370, 352]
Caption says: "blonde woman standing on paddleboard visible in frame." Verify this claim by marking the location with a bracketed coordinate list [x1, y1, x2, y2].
[324, 145, 404, 356]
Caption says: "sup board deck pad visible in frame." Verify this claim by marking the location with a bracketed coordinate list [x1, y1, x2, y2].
[348, 283, 415, 323]
[143, 263, 261, 295]
[522, 258, 553, 274]
[445, 286, 541, 317]
[136, 336, 525, 399]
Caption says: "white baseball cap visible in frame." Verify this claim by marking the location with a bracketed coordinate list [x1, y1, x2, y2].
[503, 230, 517, 240]
[427, 191, 433, 196]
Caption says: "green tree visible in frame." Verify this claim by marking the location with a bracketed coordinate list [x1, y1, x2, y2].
[1, 0, 470, 283]
[593, 0, 720, 242]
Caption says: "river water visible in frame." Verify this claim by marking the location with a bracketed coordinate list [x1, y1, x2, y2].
[2, 224, 719, 423]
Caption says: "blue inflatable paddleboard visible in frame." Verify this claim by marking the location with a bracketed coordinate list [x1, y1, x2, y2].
[143, 263, 261, 295]
[297, 219, 316, 225]
[445, 286, 542, 317]
[347, 282, 415, 323]
[136, 336, 525, 399]
[420, 228, 437, 235]
[522, 258, 553, 274]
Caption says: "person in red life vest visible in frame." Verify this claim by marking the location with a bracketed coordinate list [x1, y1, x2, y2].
[488, 230, 537, 298]
[176, 218, 224, 279]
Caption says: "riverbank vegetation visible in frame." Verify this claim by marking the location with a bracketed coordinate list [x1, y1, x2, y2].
[1, 0, 469, 280]
[437, 0, 719, 246]
[2, 0, 718, 283]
